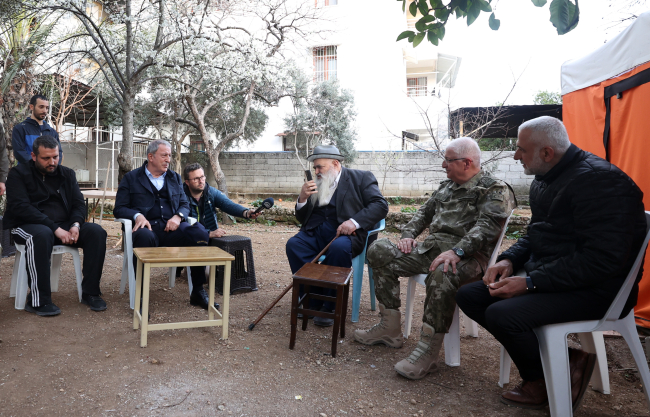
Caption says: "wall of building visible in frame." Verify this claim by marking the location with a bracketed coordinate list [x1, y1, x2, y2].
[61, 142, 119, 189]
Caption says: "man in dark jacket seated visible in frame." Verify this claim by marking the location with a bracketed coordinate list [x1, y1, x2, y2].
[286, 145, 389, 326]
[4, 135, 107, 315]
[114, 139, 216, 310]
[456, 116, 647, 411]
[182, 162, 258, 238]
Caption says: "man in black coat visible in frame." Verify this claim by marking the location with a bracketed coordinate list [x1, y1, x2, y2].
[113, 139, 216, 310]
[286, 145, 389, 326]
[456, 116, 646, 411]
[4, 135, 107, 316]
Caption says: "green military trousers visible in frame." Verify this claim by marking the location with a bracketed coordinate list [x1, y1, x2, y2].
[366, 238, 483, 333]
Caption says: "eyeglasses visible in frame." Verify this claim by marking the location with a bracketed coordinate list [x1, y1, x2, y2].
[442, 157, 467, 163]
[189, 175, 206, 183]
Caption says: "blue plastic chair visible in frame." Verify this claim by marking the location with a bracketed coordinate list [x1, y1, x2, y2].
[318, 219, 386, 322]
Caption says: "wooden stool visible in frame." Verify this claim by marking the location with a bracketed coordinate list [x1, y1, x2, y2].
[290, 263, 352, 357]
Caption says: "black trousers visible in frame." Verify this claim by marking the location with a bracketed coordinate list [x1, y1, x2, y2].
[456, 280, 620, 381]
[11, 223, 107, 307]
[132, 219, 209, 291]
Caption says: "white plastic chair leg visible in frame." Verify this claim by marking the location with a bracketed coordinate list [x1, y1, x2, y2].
[50, 253, 62, 292]
[12, 246, 29, 310]
[463, 313, 479, 337]
[70, 248, 83, 302]
[535, 327, 574, 417]
[443, 306, 461, 367]
[499, 346, 512, 387]
[578, 331, 610, 394]
[614, 312, 650, 407]
[404, 276, 419, 339]
[9, 249, 22, 298]
[169, 267, 176, 288]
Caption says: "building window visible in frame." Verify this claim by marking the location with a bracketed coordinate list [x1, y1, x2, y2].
[190, 135, 205, 152]
[407, 77, 427, 97]
[313, 46, 337, 82]
[315, 0, 337, 6]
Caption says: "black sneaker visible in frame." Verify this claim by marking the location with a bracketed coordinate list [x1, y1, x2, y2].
[81, 293, 107, 311]
[25, 302, 61, 316]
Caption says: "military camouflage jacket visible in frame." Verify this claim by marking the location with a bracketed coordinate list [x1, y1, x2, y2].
[401, 170, 515, 268]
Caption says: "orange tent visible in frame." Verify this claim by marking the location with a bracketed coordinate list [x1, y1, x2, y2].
[561, 11, 650, 328]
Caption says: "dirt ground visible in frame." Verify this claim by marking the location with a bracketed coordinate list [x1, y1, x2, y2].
[0, 220, 648, 417]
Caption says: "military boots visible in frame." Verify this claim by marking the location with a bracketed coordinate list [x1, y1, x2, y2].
[353, 303, 404, 348]
[394, 323, 444, 380]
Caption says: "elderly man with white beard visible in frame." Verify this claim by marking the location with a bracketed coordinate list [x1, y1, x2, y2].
[286, 145, 389, 326]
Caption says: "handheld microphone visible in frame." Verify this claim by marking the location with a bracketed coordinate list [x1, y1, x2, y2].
[253, 197, 274, 214]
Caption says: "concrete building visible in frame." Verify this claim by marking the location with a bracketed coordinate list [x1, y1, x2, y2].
[232, 0, 461, 152]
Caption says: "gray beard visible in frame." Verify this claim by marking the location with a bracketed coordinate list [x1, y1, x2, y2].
[310, 169, 338, 207]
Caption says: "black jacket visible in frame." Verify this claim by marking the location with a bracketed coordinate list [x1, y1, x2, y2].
[498, 145, 646, 312]
[183, 182, 247, 231]
[114, 162, 190, 221]
[296, 167, 389, 258]
[3, 160, 86, 232]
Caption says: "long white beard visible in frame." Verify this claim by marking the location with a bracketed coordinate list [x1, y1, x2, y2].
[310, 169, 338, 207]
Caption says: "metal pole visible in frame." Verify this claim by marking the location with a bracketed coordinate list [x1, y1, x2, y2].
[111, 129, 115, 190]
[95, 96, 99, 188]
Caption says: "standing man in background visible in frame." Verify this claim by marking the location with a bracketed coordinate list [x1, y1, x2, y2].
[12, 94, 63, 165]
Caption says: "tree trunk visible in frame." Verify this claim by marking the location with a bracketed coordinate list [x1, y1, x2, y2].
[1, 63, 34, 167]
[171, 102, 182, 173]
[117, 89, 134, 181]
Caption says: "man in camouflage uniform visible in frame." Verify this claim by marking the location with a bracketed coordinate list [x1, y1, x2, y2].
[354, 137, 516, 380]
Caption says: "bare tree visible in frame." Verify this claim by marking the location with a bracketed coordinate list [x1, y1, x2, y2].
[171, 0, 323, 194]
[44, 0, 215, 180]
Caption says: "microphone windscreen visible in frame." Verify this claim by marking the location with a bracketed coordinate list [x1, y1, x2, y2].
[263, 197, 274, 209]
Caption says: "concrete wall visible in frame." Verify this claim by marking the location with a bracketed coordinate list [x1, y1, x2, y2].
[220, 150, 532, 198]
[62, 145, 532, 198]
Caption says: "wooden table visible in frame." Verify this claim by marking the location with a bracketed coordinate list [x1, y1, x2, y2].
[133, 246, 235, 347]
[81, 190, 117, 221]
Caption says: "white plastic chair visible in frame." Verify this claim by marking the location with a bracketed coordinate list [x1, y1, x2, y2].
[532, 211, 650, 417]
[9, 244, 82, 310]
[497, 304, 610, 392]
[404, 210, 514, 367]
[117, 217, 198, 309]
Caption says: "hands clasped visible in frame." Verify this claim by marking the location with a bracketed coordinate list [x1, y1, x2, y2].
[483, 259, 527, 299]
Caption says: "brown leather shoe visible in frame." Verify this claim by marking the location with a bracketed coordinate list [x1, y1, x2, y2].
[569, 347, 597, 411]
[500, 378, 548, 409]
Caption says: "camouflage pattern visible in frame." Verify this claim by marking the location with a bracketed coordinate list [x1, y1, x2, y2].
[366, 170, 515, 333]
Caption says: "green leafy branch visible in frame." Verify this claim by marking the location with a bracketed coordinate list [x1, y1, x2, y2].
[396, 0, 579, 48]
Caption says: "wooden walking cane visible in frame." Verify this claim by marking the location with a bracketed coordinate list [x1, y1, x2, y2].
[248, 235, 338, 330]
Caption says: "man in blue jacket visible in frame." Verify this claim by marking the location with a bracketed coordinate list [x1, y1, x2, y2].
[11, 94, 63, 164]
[114, 140, 216, 310]
[182, 162, 258, 237]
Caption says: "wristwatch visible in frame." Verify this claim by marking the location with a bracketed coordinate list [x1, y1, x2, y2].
[71, 222, 80, 229]
[526, 276, 537, 292]
[176, 212, 185, 222]
[452, 247, 465, 259]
